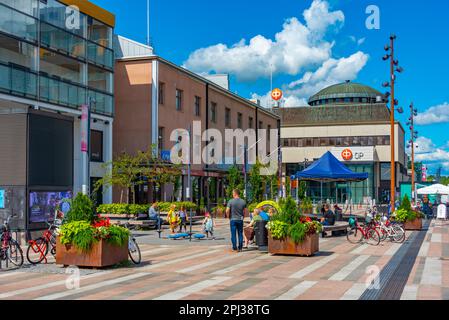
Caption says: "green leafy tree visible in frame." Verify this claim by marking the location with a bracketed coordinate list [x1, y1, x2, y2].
[226, 165, 244, 199]
[94, 147, 181, 204]
[249, 160, 264, 203]
[399, 194, 412, 212]
[298, 181, 307, 200]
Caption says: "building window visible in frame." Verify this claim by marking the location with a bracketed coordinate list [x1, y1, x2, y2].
[237, 113, 242, 129]
[194, 96, 201, 116]
[259, 121, 263, 129]
[210, 102, 217, 123]
[267, 125, 271, 141]
[159, 82, 165, 105]
[249, 117, 254, 129]
[225, 108, 231, 127]
[90, 130, 103, 162]
[176, 89, 183, 111]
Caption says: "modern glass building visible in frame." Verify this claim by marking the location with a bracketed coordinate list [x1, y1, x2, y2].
[0, 0, 115, 232]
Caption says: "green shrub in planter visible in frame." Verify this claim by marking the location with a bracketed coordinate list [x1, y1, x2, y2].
[60, 221, 97, 252]
[66, 194, 96, 223]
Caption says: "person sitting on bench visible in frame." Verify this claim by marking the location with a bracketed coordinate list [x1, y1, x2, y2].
[148, 203, 163, 229]
[320, 204, 335, 226]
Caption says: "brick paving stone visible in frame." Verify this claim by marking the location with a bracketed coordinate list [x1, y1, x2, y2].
[2, 218, 449, 300]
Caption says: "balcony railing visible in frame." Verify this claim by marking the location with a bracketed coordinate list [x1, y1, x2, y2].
[40, 21, 85, 60]
[87, 42, 114, 70]
[0, 62, 38, 98]
[0, 3, 37, 43]
[0, 62, 113, 116]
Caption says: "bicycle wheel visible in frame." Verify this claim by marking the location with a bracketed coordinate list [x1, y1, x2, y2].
[26, 238, 49, 265]
[128, 238, 141, 264]
[378, 227, 388, 242]
[347, 227, 364, 244]
[366, 229, 380, 246]
[392, 225, 406, 243]
[7, 240, 24, 267]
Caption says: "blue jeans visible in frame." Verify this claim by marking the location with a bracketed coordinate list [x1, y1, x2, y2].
[230, 220, 244, 250]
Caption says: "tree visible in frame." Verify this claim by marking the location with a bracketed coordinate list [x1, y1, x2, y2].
[249, 160, 264, 203]
[298, 181, 307, 200]
[226, 165, 244, 199]
[94, 147, 181, 204]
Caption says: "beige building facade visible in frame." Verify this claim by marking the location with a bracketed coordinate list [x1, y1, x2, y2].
[277, 82, 409, 204]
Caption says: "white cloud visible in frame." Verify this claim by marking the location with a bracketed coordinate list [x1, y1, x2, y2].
[183, 0, 344, 81]
[251, 51, 369, 108]
[303, 0, 344, 35]
[415, 148, 449, 163]
[414, 136, 436, 154]
[415, 102, 449, 125]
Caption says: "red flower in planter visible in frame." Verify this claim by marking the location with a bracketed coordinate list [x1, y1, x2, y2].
[93, 218, 111, 228]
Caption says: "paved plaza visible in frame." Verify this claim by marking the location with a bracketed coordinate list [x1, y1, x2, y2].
[1, 219, 448, 300]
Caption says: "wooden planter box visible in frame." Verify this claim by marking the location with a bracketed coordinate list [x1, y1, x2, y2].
[268, 233, 319, 256]
[56, 237, 128, 268]
[404, 218, 423, 231]
[98, 213, 132, 219]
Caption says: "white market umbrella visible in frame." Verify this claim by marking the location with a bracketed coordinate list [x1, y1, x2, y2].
[417, 184, 449, 195]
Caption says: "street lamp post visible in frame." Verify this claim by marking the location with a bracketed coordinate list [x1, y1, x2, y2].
[407, 103, 419, 202]
[382, 34, 404, 209]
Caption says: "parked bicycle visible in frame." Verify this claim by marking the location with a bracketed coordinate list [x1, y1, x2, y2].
[0, 216, 24, 267]
[124, 222, 141, 265]
[26, 224, 57, 265]
[347, 217, 381, 246]
[375, 216, 406, 243]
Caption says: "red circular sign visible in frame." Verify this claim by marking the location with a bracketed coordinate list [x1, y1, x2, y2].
[341, 149, 353, 161]
[271, 88, 283, 101]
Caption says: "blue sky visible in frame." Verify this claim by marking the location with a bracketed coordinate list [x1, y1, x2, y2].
[93, 0, 449, 175]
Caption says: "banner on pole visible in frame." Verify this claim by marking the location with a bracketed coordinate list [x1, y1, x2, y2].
[81, 104, 89, 153]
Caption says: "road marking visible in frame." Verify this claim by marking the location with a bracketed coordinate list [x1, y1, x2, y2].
[35, 272, 151, 300]
[350, 244, 369, 255]
[0, 271, 24, 279]
[385, 243, 402, 256]
[418, 241, 430, 257]
[140, 247, 172, 256]
[275, 281, 317, 300]
[431, 233, 442, 243]
[153, 276, 231, 300]
[329, 255, 370, 281]
[421, 257, 442, 286]
[0, 270, 115, 299]
[211, 255, 271, 275]
[141, 249, 221, 271]
[289, 254, 338, 279]
[177, 255, 238, 273]
[400, 284, 418, 300]
[341, 283, 367, 300]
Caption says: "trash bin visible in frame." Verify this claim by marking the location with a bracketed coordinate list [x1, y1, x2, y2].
[254, 220, 268, 249]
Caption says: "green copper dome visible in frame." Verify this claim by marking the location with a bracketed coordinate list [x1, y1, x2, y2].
[308, 81, 383, 106]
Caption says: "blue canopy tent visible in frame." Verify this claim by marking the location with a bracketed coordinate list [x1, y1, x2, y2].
[295, 152, 368, 207]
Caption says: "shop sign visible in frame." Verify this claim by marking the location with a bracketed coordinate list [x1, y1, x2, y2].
[331, 147, 374, 162]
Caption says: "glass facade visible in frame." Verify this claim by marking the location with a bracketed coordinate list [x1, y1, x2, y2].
[0, 0, 114, 116]
[286, 163, 375, 204]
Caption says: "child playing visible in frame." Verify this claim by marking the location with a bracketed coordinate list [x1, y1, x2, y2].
[202, 212, 215, 239]
[167, 204, 180, 233]
[178, 206, 188, 233]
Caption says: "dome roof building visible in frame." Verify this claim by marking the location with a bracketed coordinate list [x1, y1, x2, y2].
[308, 81, 384, 106]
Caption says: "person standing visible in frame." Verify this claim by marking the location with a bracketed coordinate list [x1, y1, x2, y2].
[226, 189, 248, 252]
